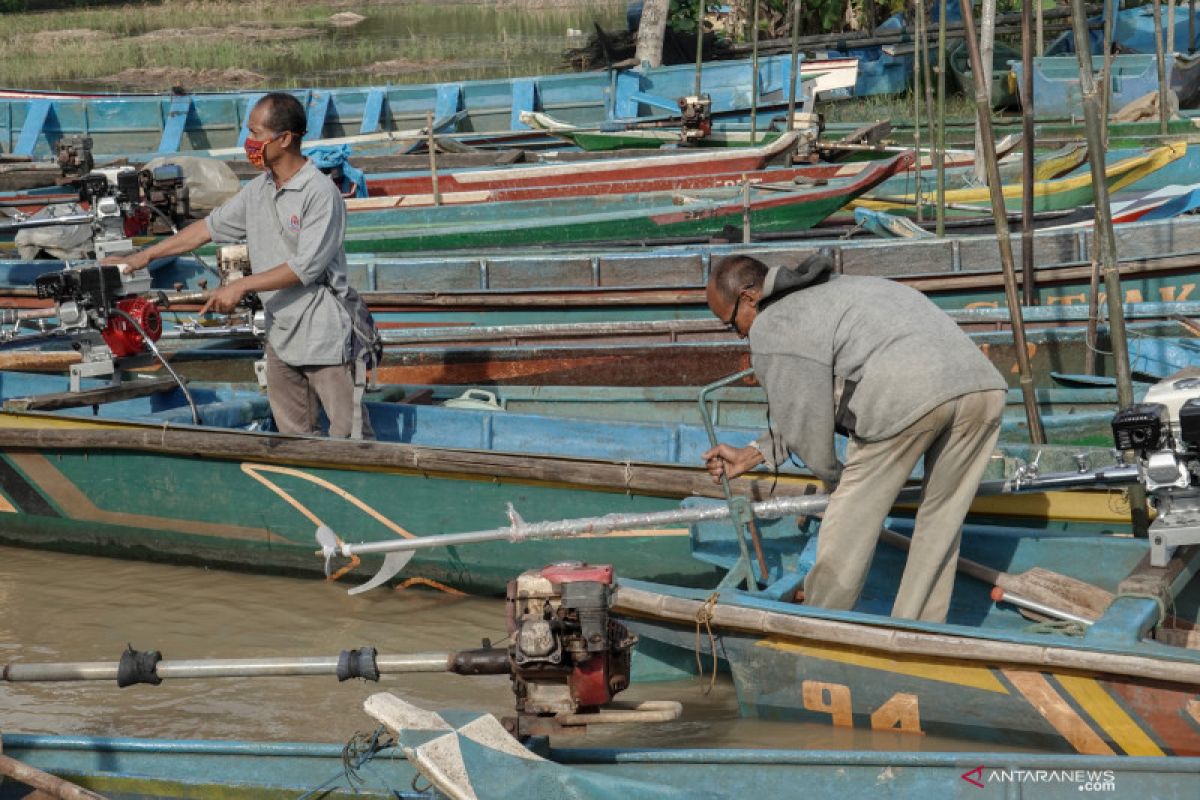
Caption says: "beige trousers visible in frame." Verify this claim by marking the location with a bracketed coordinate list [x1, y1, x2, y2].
[265, 345, 373, 439]
[802, 389, 1005, 623]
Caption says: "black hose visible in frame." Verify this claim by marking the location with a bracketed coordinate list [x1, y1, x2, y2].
[111, 307, 201, 426]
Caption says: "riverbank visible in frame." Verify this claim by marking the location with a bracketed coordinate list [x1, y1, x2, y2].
[0, 0, 627, 90]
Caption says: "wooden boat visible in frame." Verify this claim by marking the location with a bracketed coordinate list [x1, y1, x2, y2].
[614, 505, 1200, 756]
[0, 53, 813, 160]
[948, 40, 1022, 110]
[6, 719, 1198, 799]
[0, 371, 1134, 595]
[1011, 53, 1200, 117]
[308, 154, 913, 253]
[350, 382, 1144, 449]
[136, 319, 1197, 389]
[851, 142, 1186, 218]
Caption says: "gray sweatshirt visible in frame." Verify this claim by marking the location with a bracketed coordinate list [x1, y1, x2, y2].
[749, 260, 1006, 484]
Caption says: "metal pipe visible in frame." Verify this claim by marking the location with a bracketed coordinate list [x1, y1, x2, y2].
[1021, 0, 1037, 307]
[1154, 0, 1171, 135]
[936, 0, 947, 236]
[3, 652, 454, 683]
[695, 0, 705, 96]
[0, 213, 94, 235]
[697, 367, 768, 585]
[959, 0, 1045, 444]
[324, 462, 1139, 559]
[1069, 0, 1151, 538]
[377, 317, 725, 344]
[991, 586, 1095, 626]
[786, 0, 801, 131]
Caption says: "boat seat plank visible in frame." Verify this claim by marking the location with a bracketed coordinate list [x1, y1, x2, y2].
[1118, 544, 1200, 601]
[510, 80, 538, 130]
[434, 85, 461, 129]
[306, 92, 331, 142]
[3, 377, 181, 412]
[14, 99, 53, 157]
[156, 95, 193, 155]
[236, 93, 266, 147]
[360, 88, 387, 134]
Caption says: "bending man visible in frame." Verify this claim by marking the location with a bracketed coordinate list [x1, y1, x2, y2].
[105, 92, 371, 439]
[702, 254, 1006, 622]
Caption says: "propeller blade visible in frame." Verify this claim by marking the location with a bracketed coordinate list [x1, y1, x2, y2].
[315, 525, 340, 577]
[348, 551, 414, 596]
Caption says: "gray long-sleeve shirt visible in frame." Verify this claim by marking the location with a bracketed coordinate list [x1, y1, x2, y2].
[749, 269, 1006, 484]
[206, 160, 351, 366]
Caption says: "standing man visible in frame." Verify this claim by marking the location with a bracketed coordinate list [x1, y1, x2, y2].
[106, 92, 371, 439]
[702, 254, 1006, 623]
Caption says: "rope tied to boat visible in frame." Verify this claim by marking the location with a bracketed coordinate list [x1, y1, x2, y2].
[622, 459, 633, 495]
[838, 221, 864, 240]
[1024, 619, 1088, 637]
[694, 591, 721, 695]
[296, 725, 398, 800]
[1117, 589, 1172, 630]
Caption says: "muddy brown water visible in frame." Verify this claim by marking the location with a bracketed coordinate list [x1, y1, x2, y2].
[0, 544, 1040, 753]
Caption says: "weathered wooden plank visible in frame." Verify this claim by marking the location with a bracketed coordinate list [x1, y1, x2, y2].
[1118, 544, 1200, 600]
[2, 378, 181, 412]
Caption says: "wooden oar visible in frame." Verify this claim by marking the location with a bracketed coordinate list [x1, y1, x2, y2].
[878, 528, 1115, 621]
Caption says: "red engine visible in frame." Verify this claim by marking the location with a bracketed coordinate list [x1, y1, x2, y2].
[505, 562, 635, 721]
[100, 296, 161, 358]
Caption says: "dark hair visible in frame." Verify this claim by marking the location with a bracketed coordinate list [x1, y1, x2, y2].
[710, 254, 768, 302]
[255, 92, 307, 138]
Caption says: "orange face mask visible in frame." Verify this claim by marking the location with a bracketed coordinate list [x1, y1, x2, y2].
[243, 133, 282, 170]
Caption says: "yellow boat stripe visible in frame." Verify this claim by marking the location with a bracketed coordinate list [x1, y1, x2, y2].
[1003, 669, 1115, 755]
[1056, 675, 1165, 756]
[758, 638, 1008, 693]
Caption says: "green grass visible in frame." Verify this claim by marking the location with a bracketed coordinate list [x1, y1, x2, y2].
[818, 91, 977, 126]
[0, 0, 628, 89]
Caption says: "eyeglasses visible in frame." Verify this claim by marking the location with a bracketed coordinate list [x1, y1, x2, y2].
[723, 283, 755, 332]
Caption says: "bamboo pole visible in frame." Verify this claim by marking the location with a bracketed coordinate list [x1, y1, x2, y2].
[750, 0, 760, 144]
[1169, 0, 1178, 56]
[959, 0, 1046, 444]
[1087, 0, 1118, 375]
[786, 0, 802, 131]
[1099, 0, 1114, 150]
[1192, 0, 1196, 54]
[742, 176, 752, 242]
[920, 0, 937, 168]
[912, 8, 925, 225]
[1154, 0, 1171, 135]
[1021, 0, 1036, 307]
[1068, 0, 1151, 537]
[695, 0, 705, 96]
[936, 0, 947, 235]
[1036, 0, 1044, 54]
[973, 0, 997, 184]
[425, 112, 441, 207]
